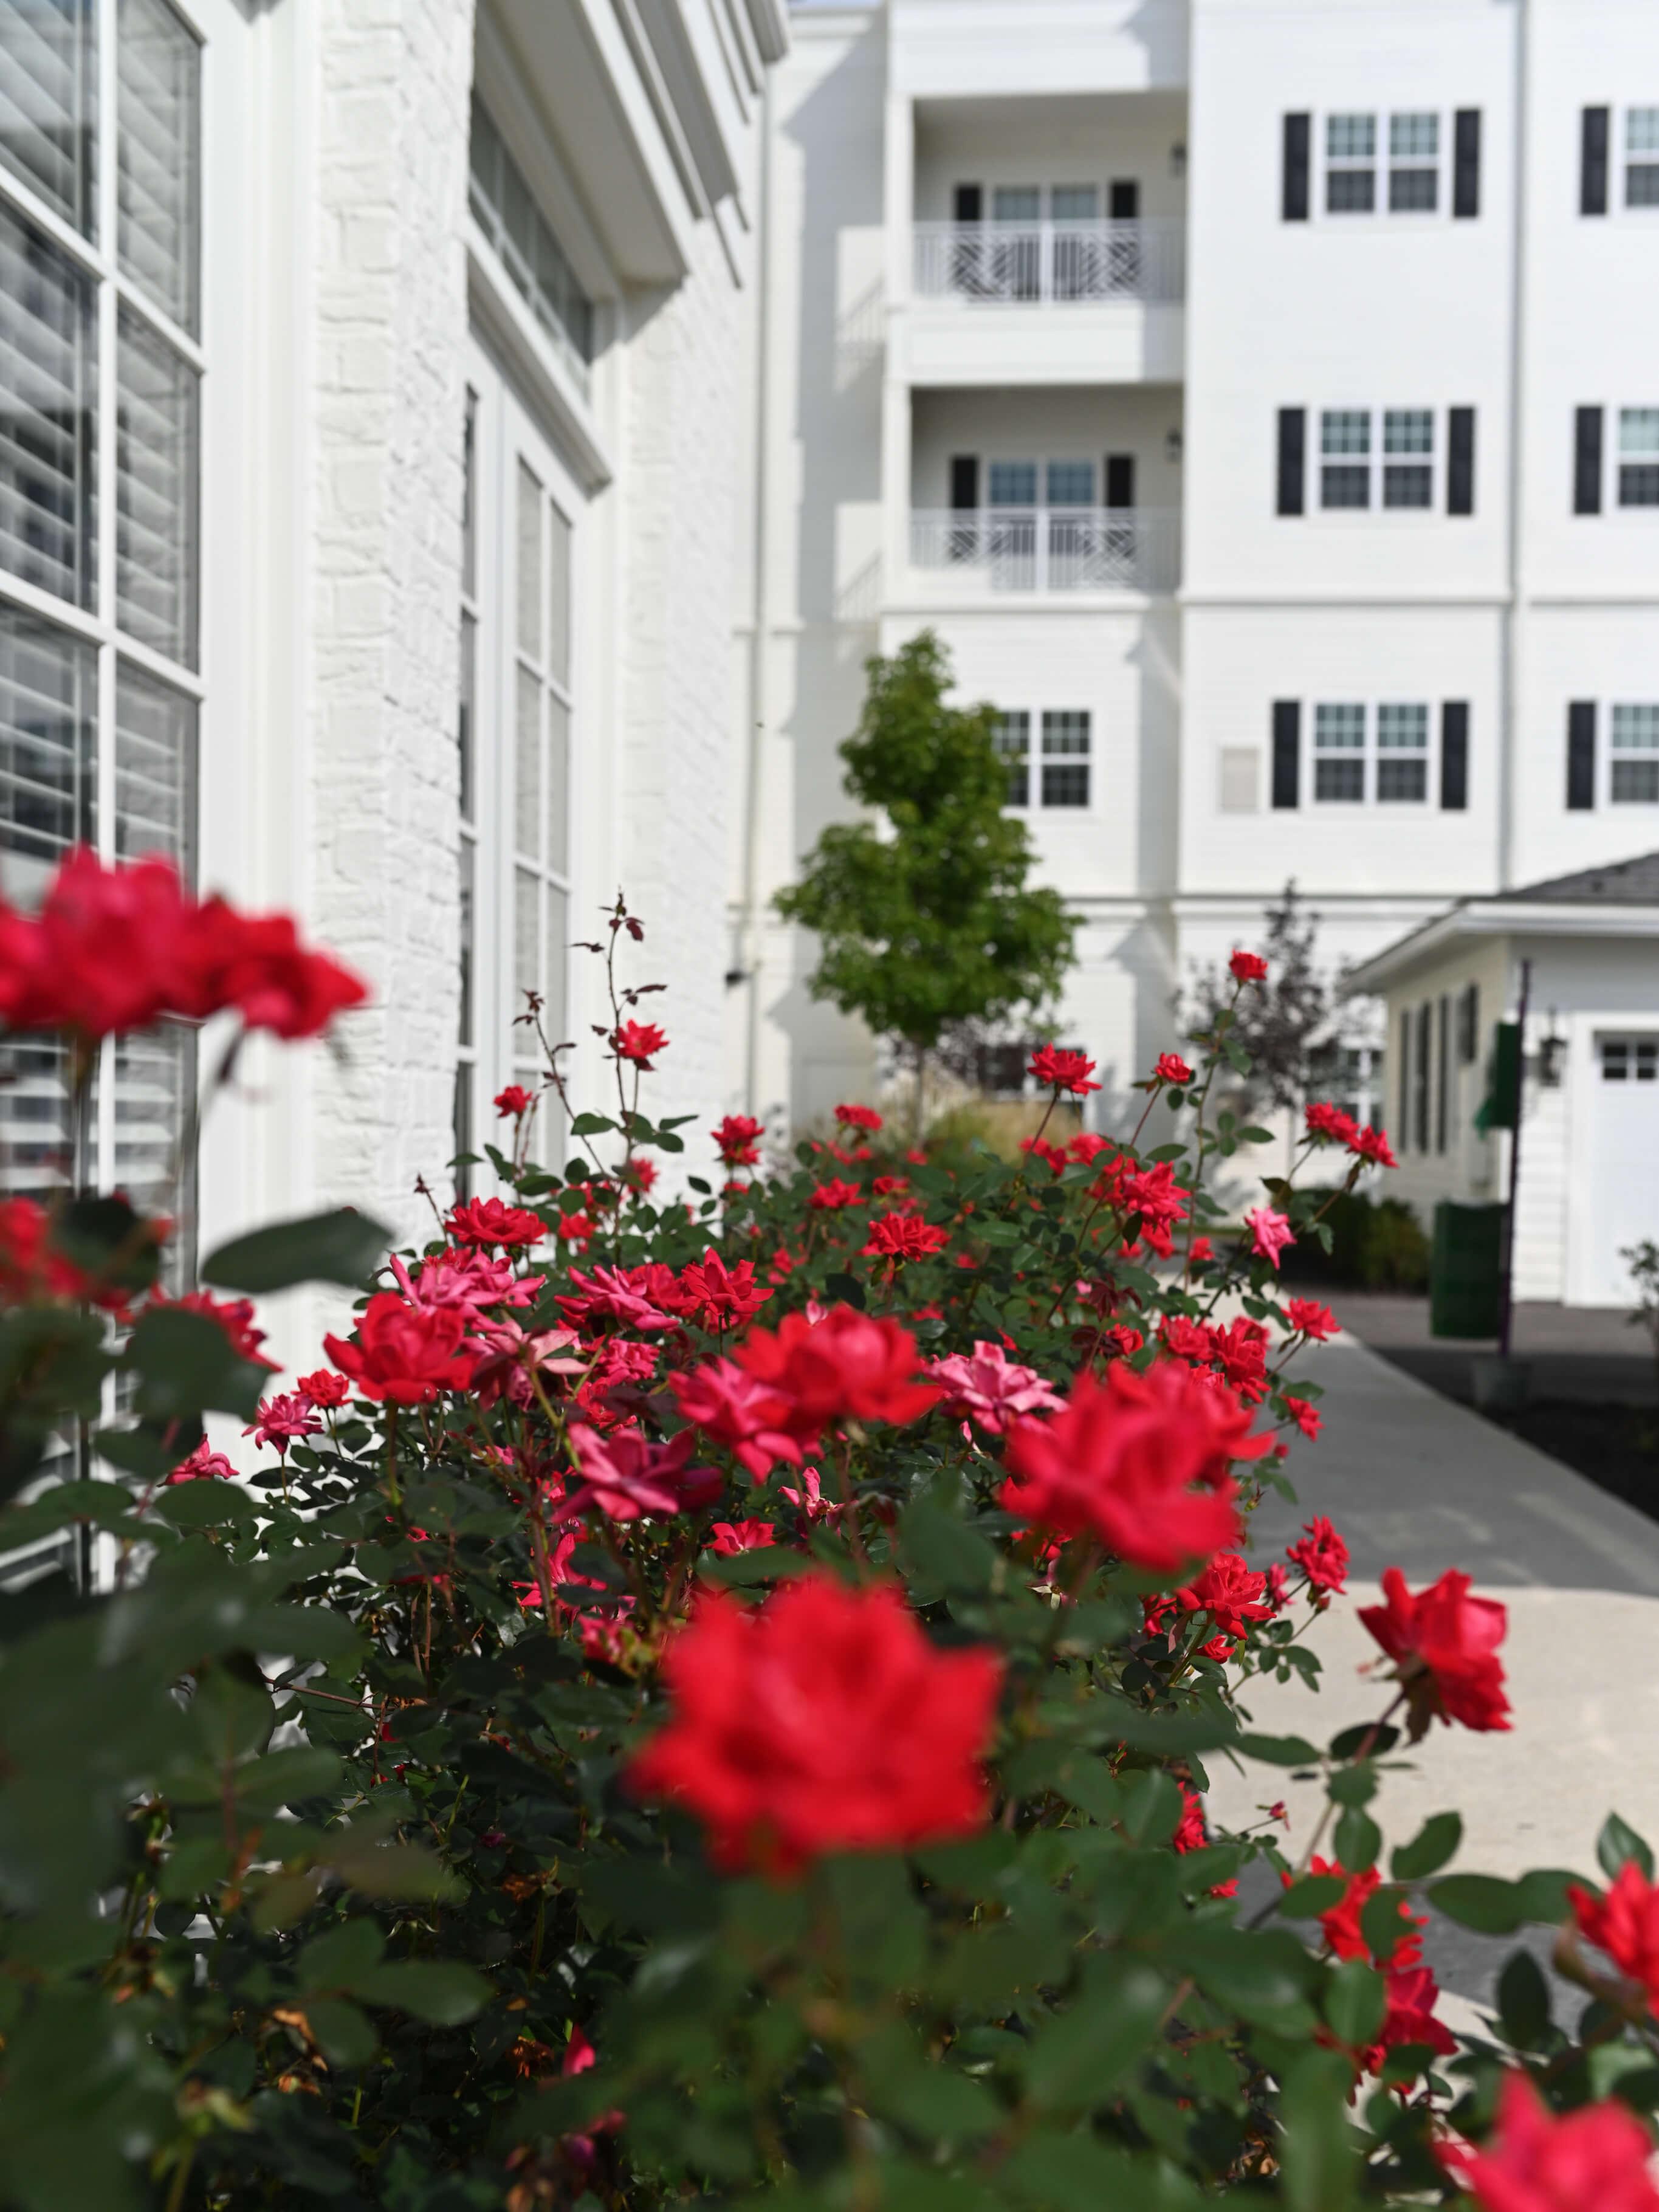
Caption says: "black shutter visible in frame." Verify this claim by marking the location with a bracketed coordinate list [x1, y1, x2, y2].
[1276, 407, 1305, 515]
[1447, 408, 1475, 514]
[1397, 1011, 1412, 1155]
[953, 183, 982, 222]
[1413, 1003, 1432, 1153]
[1436, 995, 1451, 1153]
[1109, 179, 1139, 219]
[1271, 701, 1300, 808]
[1581, 106, 1610, 215]
[1282, 113, 1311, 221]
[1453, 109, 1482, 218]
[1105, 452, 1135, 508]
[1440, 702, 1469, 809]
[949, 455, 979, 510]
[1567, 701, 1596, 809]
[1574, 406, 1604, 514]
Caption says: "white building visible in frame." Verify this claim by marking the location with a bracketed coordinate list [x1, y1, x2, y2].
[736, 0, 1659, 1138]
[0, 0, 786, 1367]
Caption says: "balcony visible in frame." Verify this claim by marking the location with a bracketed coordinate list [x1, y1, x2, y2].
[907, 506, 1180, 597]
[913, 218, 1183, 305]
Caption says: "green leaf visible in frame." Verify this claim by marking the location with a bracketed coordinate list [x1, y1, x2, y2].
[303, 1997, 377, 2071]
[1023, 1960, 1168, 2108]
[1496, 1949, 1551, 2049]
[1333, 1806, 1382, 1871]
[1431, 1874, 1523, 1934]
[202, 1207, 390, 1293]
[1598, 1813, 1655, 1884]
[823, 1271, 865, 1310]
[1329, 1722, 1400, 1760]
[1280, 2047, 1360, 2212]
[297, 1918, 385, 1992]
[1277, 1874, 1346, 1919]
[354, 1960, 490, 2024]
[1322, 1958, 1386, 2048]
[900, 1497, 997, 1595]
[1237, 1731, 1320, 1767]
[1391, 1812, 1463, 1882]
[50, 1194, 162, 1301]
[126, 1306, 265, 1421]
[569, 1112, 617, 1136]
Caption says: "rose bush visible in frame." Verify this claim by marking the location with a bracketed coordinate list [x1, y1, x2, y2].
[0, 863, 1655, 2210]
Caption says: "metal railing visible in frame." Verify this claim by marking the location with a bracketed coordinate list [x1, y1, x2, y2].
[913, 219, 1184, 305]
[908, 507, 1180, 595]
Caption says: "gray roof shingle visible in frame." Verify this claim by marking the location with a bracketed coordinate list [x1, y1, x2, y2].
[1503, 851, 1659, 904]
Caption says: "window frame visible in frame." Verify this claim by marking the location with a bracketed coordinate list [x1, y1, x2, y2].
[1622, 105, 1659, 210]
[1317, 108, 1449, 221]
[989, 704, 1092, 812]
[1309, 699, 1435, 808]
[1609, 701, 1659, 806]
[1615, 407, 1659, 509]
[1316, 407, 1441, 513]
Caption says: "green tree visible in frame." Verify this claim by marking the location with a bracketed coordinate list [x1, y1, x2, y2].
[775, 633, 1076, 1123]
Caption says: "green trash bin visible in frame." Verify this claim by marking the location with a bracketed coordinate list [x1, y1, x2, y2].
[1429, 1201, 1505, 1339]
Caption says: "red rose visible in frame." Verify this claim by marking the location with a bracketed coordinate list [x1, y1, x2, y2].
[833, 1102, 882, 1132]
[1207, 1316, 1269, 1405]
[1568, 1861, 1659, 2009]
[709, 1519, 777, 1556]
[1304, 1100, 1360, 1146]
[1155, 1053, 1194, 1085]
[627, 1575, 1002, 1877]
[808, 1177, 865, 1212]
[0, 848, 190, 1036]
[1229, 949, 1268, 983]
[1302, 1854, 1423, 1967]
[494, 1084, 534, 1119]
[1027, 1043, 1101, 1095]
[165, 1440, 236, 1485]
[297, 1369, 352, 1408]
[735, 1307, 941, 1435]
[1437, 2070, 1659, 2212]
[1176, 1550, 1276, 1639]
[1350, 1123, 1398, 1169]
[713, 1113, 765, 1167]
[1358, 1566, 1511, 1737]
[860, 1212, 950, 1265]
[999, 1361, 1266, 1576]
[554, 1423, 722, 1523]
[445, 1196, 544, 1249]
[182, 902, 368, 1040]
[1286, 1514, 1348, 1593]
[1282, 1393, 1322, 1440]
[678, 1249, 771, 1330]
[670, 1358, 805, 1483]
[323, 1293, 479, 1406]
[1284, 1296, 1339, 1342]
[614, 1020, 667, 1068]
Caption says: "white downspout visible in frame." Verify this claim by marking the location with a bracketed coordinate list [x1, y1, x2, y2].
[740, 70, 775, 1118]
[1501, 0, 1531, 891]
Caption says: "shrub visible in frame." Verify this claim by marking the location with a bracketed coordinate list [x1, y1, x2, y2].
[1282, 1186, 1432, 1293]
[0, 869, 1652, 2211]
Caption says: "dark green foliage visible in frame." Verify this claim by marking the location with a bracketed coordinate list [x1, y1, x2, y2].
[1280, 1187, 1431, 1292]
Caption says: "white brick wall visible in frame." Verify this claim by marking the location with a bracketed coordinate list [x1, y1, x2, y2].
[620, 218, 755, 1130]
[309, 0, 476, 1241]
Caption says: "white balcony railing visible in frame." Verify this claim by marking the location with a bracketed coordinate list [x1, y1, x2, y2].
[913, 219, 1184, 305]
[908, 507, 1180, 595]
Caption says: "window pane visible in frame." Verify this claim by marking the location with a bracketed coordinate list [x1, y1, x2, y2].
[1389, 168, 1437, 211]
[0, 0, 97, 232]
[117, 303, 197, 664]
[988, 461, 1037, 507]
[1385, 411, 1434, 454]
[1619, 409, 1659, 456]
[1377, 703, 1428, 750]
[1612, 704, 1659, 750]
[1327, 114, 1375, 159]
[0, 600, 92, 891]
[1040, 711, 1089, 806]
[514, 865, 537, 1005]
[1041, 762, 1089, 806]
[548, 499, 569, 689]
[1604, 1040, 1630, 1080]
[1321, 465, 1370, 508]
[1049, 184, 1097, 221]
[548, 695, 568, 874]
[1612, 760, 1659, 803]
[458, 837, 473, 1049]
[515, 663, 541, 860]
[468, 95, 593, 383]
[1383, 464, 1432, 507]
[1323, 411, 1371, 455]
[117, 0, 199, 334]
[1629, 163, 1659, 206]
[992, 710, 1028, 806]
[115, 1020, 192, 1257]
[1314, 703, 1365, 750]
[1042, 709, 1091, 754]
[1390, 112, 1438, 158]
[461, 389, 477, 600]
[991, 185, 1040, 221]
[1045, 459, 1093, 507]
[1326, 169, 1375, 213]
[114, 658, 193, 868]
[516, 459, 541, 661]
[1628, 108, 1659, 153]
[543, 882, 566, 1045]
[0, 202, 94, 610]
[1377, 758, 1427, 802]
[1314, 758, 1364, 802]
[458, 609, 475, 823]
[1619, 465, 1659, 507]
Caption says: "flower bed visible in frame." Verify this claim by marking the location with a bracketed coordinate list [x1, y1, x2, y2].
[0, 872, 1655, 2211]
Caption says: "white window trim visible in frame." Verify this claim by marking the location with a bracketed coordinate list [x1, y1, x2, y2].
[1314, 407, 1442, 516]
[1308, 700, 1435, 808]
[1316, 107, 1452, 224]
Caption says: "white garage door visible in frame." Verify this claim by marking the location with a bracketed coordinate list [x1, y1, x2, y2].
[1587, 1035, 1659, 1305]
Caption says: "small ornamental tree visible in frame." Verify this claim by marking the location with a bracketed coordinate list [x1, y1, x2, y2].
[4, 861, 1659, 2211]
[775, 632, 1075, 1124]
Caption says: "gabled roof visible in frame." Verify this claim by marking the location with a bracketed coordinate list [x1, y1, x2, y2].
[1505, 851, 1659, 904]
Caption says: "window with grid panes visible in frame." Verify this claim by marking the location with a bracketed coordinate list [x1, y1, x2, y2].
[1388, 113, 1438, 210]
[1313, 703, 1365, 801]
[1612, 705, 1659, 803]
[1618, 410, 1659, 506]
[509, 455, 572, 1149]
[468, 96, 593, 395]
[1627, 109, 1659, 207]
[1320, 412, 1371, 507]
[1382, 410, 1434, 507]
[1602, 1038, 1659, 1082]
[0, 0, 201, 1254]
[1325, 114, 1376, 211]
[1040, 710, 1090, 807]
[453, 389, 479, 1197]
[1376, 703, 1429, 800]
[991, 710, 1029, 807]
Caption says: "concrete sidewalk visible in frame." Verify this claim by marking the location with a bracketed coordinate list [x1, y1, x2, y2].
[1209, 1333, 1659, 2018]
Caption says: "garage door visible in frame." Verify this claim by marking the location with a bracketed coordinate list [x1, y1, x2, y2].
[1587, 1035, 1659, 1304]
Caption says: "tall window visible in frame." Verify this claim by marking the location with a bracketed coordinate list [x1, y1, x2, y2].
[1618, 409, 1659, 506]
[0, 0, 202, 1232]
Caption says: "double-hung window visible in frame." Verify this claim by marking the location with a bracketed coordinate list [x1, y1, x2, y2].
[1313, 702, 1430, 805]
[1611, 705, 1659, 803]
[1324, 112, 1441, 215]
[1324, 114, 1377, 211]
[1618, 410, 1659, 506]
[1387, 113, 1439, 210]
[1319, 410, 1435, 509]
[0, 0, 202, 1238]
[991, 707, 1090, 809]
[1627, 108, 1659, 206]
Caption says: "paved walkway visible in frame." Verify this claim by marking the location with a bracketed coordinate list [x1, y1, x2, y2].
[1210, 1333, 1659, 2018]
[1334, 1292, 1657, 1406]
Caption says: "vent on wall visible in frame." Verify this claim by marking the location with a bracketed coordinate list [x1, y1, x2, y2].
[1219, 747, 1260, 813]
